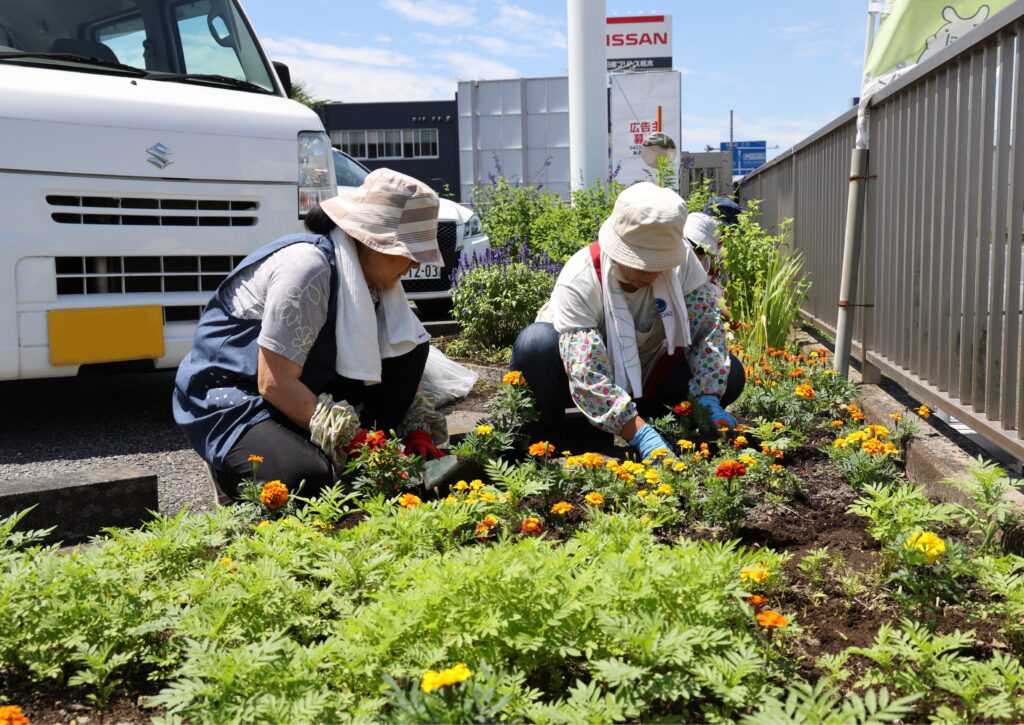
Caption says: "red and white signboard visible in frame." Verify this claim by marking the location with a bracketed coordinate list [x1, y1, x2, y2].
[610, 70, 681, 187]
[606, 15, 672, 71]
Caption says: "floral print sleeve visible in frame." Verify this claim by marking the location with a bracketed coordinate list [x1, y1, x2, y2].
[558, 328, 637, 434]
[685, 281, 730, 399]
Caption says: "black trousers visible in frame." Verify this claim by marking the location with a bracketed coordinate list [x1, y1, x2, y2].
[217, 341, 429, 500]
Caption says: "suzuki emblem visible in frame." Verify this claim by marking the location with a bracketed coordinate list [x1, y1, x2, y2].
[146, 143, 174, 169]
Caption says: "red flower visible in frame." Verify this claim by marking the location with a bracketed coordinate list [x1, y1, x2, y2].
[673, 401, 693, 416]
[365, 430, 387, 450]
[715, 460, 747, 478]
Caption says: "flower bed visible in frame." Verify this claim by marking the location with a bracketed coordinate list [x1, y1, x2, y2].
[3, 347, 1024, 724]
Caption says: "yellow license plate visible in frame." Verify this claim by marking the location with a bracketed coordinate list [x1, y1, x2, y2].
[48, 305, 164, 366]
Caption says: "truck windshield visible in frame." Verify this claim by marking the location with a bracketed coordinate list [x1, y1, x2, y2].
[0, 0, 276, 93]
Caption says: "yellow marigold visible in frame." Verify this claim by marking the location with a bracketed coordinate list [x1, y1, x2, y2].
[650, 447, 670, 460]
[421, 663, 473, 693]
[476, 424, 494, 436]
[529, 441, 555, 457]
[772, 422, 785, 430]
[398, 493, 422, 508]
[0, 706, 29, 725]
[905, 530, 946, 563]
[823, 369, 839, 376]
[672, 462, 687, 473]
[584, 491, 605, 506]
[248, 454, 264, 463]
[846, 430, 869, 443]
[469, 479, 485, 491]
[832, 436, 850, 449]
[655, 483, 673, 496]
[883, 442, 899, 455]
[770, 464, 783, 472]
[740, 563, 771, 583]
[444, 495, 457, 505]
[257, 520, 271, 528]
[733, 435, 749, 448]
[480, 491, 497, 502]
[453, 480, 469, 491]
[637, 489, 649, 497]
[644, 469, 661, 484]
[677, 438, 695, 450]
[830, 420, 845, 427]
[889, 412, 903, 421]
[738, 454, 757, 467]
[503, 370, 526, 385]
[865, 424, 891, 439]
[794, 383, 815, 400]
[917, 405, 932, 419]
[259, 480, 289, 509]
[551, 501, 573, 515]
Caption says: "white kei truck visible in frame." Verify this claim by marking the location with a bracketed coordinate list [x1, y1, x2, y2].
[0, 0, 337, 381]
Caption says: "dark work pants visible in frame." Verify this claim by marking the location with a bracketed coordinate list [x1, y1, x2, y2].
[510, 322, 745, 436]
[217, 341, 429, 500]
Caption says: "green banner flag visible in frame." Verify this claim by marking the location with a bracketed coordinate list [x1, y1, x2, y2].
[864, 1, 1013, 81]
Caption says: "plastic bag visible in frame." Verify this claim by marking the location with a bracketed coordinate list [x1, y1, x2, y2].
[421, 345, 478, 405]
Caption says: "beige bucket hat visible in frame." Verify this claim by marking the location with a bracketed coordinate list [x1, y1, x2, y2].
[598, 182, 688, 272]
[320, 168, 444, 266]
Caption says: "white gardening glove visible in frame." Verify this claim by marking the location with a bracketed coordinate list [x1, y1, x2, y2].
[309, 393, 362, 469]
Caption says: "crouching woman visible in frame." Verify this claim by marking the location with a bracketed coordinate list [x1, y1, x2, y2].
[510, 182, 745, 459]
[173, 169, 447, 504]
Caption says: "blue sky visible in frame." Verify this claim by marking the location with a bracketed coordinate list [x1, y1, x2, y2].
[243, 1, 867, 159]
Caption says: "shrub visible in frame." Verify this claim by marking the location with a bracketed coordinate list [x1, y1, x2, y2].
[449, 246, 561, 348]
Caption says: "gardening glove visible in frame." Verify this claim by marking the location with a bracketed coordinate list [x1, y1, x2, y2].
[698, 395, 737, 430]
[309, 393, 362, 469]
[404, 429, 445, 460]
[398, 390, 448, 447]
[629, 424, 673, 462]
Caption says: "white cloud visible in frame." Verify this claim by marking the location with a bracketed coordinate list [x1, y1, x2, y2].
[414, 31, 455, 46]
[383, 0, 477, 27]
[491, 3, 567, 49]
[267, 55, 456, 103]
[470, 35, 544, 57]
[262, 36, 413, 66]
[375, 34, 393, 43]
[437, 51, 518, 79]
[775, 20, 824, 36]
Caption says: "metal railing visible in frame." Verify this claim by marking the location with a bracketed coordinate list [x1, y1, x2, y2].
[740, 0, 1024, 460]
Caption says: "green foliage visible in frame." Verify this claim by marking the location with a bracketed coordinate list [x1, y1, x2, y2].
[831, 449, 902, 491]
[949, 457, 1024, 554]
[383, 662, 520, 724]
[742, 682, 919, 724]
[472, 174, 624, 262]
[686, 177, 716, 213]
[655, 155, 676, 189]
[848, 482, 960, 548]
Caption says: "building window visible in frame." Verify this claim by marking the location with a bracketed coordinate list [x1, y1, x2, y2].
[335, 128, 439, 160]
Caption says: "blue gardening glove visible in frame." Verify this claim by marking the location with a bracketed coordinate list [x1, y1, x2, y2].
[699, 395, 737, 430]
[629, 424, 673, 461]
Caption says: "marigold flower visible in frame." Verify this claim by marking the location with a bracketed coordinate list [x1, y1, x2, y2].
[732, 435, 749, 448]
[259, 480, 289, 509]
[747, 594, 769, 607]
[905, 530, 945, 563]
[421, 663, 473, 693]
[718, 424, 731, 433]
[789, 368, 805, 377]
[529, 441, 555, 457]
[584, 491, 605, 506]
[480, 491, 497, 502]
[475, 424, 494, 436]
[520, 517, 542, 535]
[469, 479, 484, 491]
[861, 438, 887, 456]
[672, 462, 687, 473]
[247, 454, 264, 463]
[889, 412, 903, 421]
[756, 609, 789, 628]
[716, 460, 747, 478]
[644, 469, 661, 484]
[741, 563, 771, 583]
[770, 464, 783, 472]
[832, 436, 850, 449]
[475, 515, 499, 538]
[257, 520, 271, 528]
[794, 383, 815, 400]
[398, 493, 421, 508]
[830, 420, 845, 427]
[677, 438, 695, 450]
[824, 369, 839, 376]
[453, 480, 469, 491]
[365, 430, 387, 449]
[917, 405, 932, 419]
[503, 370, 526, 385]
[551, 501, 573, 515]
[673, 400, 693, 416]
[738, 455, 757, 467]
[0, 706, 29, 725]
[649, 447, 670, 460]
[637, 489, 648, 497]
[772, 422, 785, 430]
[851, 410, 865, 421]
[655, 483, 673, 496]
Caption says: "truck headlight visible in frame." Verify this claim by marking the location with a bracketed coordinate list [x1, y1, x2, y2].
[297, 131, 335, 218]
[463, 213, 483, 239]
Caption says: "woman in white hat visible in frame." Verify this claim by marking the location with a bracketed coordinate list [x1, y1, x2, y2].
[173, 168, 448, 503]
[511, 182, 745, 459]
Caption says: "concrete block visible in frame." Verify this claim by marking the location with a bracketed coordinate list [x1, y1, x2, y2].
[0, 466, 158, 546]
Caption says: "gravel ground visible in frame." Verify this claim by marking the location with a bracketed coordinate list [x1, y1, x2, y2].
[0, 371, 212, 516]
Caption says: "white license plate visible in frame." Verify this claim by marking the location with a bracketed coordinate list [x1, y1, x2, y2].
[402, 265, 443, 280]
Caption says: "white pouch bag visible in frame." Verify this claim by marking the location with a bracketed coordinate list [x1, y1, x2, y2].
[421, 345, 478, 405]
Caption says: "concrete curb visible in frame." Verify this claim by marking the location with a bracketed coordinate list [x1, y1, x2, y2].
[794, 331, 1024, 551]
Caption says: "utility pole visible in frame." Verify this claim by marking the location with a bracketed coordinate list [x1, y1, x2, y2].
[729, 110, 734, 178]
[567, 0, 608, 191]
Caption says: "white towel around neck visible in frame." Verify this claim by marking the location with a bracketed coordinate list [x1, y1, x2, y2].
[600, 249, 707, 398]
[330, 229, 430, 384]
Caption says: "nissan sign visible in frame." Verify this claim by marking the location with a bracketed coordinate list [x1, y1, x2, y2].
[606, 15, 672, 71]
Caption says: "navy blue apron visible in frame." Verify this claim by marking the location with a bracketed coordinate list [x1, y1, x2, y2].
[172, 233, 339, 469]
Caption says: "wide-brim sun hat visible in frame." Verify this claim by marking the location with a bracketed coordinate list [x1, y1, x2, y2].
[683, 211, 721, 256]
[598, 182, 688, 272]
[320, 168, 444, 266]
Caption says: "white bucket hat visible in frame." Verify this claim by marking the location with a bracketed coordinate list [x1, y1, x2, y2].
[683, 211, 721, 256]
[320, 168, 444, 266]
[598, 182, 688, 272]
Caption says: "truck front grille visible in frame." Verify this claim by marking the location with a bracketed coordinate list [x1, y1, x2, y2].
[46, 195, 258, 226]
[55, 255, 244, 295]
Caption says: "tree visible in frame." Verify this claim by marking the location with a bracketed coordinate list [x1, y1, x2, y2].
[290, 79, 325, 108]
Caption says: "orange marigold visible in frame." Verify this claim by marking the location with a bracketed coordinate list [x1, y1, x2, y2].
[475, 514, 499, 538]
[716, 460, 747, 478]
[398, 493, 422, 508]
[673, 401, 693, 416]
[584, 491, 605, 507]
[0, 706, 29, 725]
[259, 480, 289, 509]
[248, 454, 265, 463]
[755, 609, 790, 628]
[917, 405, 932, 419]
[503, 370, 526, 385]
[747, 594, 769, 607]
[529, 441, 555, 457]
[794, 383, 815, 400]
[520, 517, 543, 535]
[551, 501, 573, 516]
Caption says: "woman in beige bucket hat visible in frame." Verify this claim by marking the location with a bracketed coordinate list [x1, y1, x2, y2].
[173, 168, 449, 504]
[512, 182, 745, 458]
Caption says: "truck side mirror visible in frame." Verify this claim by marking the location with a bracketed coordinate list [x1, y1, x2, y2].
[272, 61, 292, 99]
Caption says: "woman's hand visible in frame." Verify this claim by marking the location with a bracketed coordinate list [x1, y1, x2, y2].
[257, 346, 317, 429]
